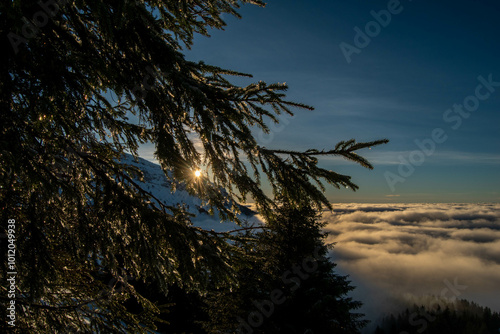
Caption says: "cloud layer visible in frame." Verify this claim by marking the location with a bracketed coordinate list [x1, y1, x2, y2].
[321, 203, 500, 326]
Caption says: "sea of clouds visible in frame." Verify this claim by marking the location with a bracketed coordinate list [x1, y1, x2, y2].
[321, 203, 500, 331]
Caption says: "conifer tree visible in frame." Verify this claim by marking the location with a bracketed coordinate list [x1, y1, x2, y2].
[262, 199, 367, 333]
[1, 0, 387, 332]
[375, 300, 500, 334]
[204, 199, 367, 333]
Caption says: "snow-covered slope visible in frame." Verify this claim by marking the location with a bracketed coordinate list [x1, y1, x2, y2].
[119, 154, 261, 232]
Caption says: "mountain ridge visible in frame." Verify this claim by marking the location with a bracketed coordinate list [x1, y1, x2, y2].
[119, 154, 260, 233]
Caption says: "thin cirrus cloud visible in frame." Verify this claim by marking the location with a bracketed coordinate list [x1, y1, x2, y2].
[322, 203, 500, 324]
[358, 150, 500, 166]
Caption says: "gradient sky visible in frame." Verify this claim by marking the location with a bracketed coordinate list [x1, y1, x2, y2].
[140, 0, 500, 203]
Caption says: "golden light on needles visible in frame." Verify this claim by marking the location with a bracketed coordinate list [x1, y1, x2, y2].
[194, 170, 202, 178]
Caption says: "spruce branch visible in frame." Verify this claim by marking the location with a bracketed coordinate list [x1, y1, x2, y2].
[2, 0, 389, 331]
[262, 138, 389, 169]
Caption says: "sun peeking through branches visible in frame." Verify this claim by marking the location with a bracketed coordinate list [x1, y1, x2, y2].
[190, 168, 208, 197]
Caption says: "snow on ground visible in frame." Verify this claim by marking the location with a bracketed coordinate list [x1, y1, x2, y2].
[119, 154, 261, 233]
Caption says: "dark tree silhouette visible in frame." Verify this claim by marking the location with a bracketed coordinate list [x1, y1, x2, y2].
[204, 199, 367, 333]
[374, 299, 500, 334]
[1, 0, 386, 332]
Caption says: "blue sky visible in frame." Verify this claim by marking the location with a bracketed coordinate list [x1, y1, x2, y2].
[142, 0, 500, 203]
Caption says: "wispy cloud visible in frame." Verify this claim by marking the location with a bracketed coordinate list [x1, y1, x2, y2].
[361, 150, 500, 166]
[323, 96, 433, 118]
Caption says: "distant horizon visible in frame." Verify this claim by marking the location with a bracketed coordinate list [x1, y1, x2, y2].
[178, 0, 500, 203]
[133, 0, 499, 203]
[123, 154, 500, 331]
[133, 149, 500, 205]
